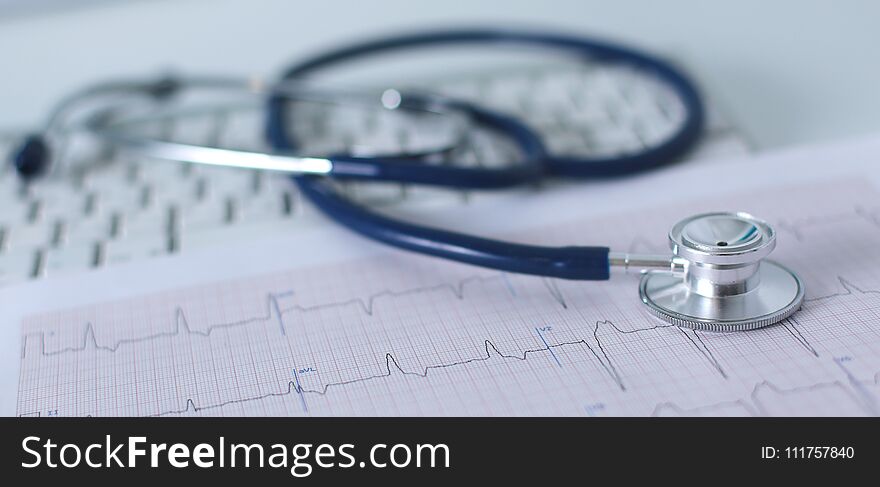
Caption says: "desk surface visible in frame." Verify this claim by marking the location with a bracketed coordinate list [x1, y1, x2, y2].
[1, 0, 878, 150]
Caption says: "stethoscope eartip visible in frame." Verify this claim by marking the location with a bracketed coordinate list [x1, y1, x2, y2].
[12, 134, 50, 180]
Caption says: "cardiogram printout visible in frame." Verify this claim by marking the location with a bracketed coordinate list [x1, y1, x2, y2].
[6, 138, 880, 416]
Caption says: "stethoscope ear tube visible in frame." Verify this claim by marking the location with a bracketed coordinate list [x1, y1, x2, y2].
[294, 175, 611, 280]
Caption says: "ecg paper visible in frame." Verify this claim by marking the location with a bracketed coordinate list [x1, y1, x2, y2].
[10, 159, 880, 417]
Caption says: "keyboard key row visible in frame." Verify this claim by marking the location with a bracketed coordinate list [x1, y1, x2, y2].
[0, 191, 296, 251]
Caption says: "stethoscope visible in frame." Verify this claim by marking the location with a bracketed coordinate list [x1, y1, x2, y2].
[9, 28, 804, 331]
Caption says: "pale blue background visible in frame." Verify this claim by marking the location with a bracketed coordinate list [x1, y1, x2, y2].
[1, 0, 878, 149]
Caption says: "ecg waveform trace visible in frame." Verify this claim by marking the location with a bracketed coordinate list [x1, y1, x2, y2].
[20, 274, 651, 415]
[15, 180, 880, 417]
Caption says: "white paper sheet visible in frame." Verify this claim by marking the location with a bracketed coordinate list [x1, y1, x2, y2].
[4, 134, 880, 416]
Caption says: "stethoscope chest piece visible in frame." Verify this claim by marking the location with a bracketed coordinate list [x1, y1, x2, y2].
[639, 212, 805, 331]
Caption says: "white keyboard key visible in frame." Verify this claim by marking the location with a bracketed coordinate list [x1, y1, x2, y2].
[38, 195, 88, 222]
[118, 206, 171, 238]
[138, 159, 188, 184]
[39, 244, 98, 277]
[635, 114, 677, 146]
[4, 222, 56, 250]
[177, 199, 230, 230]
[0, 249, 37, 286]
[545, 132, 591, 153]
[174, 115, 224, 146]
[260, 173, 294, 194]
[91, 185, 146, 215]
[485, 77, 534, 107]
[205, 168, 258, 199]
[100, 236, 170, 266]
[221, 111, 263, 150]
[148, 181, 201, 209]
[61, 215, 114, 244]
[178, 217, 323, 252]
[237, 192, 289, 223]
[0, 177, 27, 204]
[532, 78, 581, 111]
[565, 103, 614, 127]
[83, 162, 138, 189]
[28, 180, 86, 216]
[0, 205, 31, 229]
[587, 126, 642, 153]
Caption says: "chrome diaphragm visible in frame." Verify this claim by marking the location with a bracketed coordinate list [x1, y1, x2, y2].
[637, 212, 804, 331]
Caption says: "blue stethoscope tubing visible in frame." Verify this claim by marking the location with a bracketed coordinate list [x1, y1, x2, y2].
[267, 28, 707, 281]
[270, 28, 706, 178]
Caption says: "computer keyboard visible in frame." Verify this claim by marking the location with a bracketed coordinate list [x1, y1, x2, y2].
[0, 63, 751, 287]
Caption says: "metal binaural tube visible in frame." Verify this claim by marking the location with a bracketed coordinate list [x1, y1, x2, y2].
[608, 252, 686, 276]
